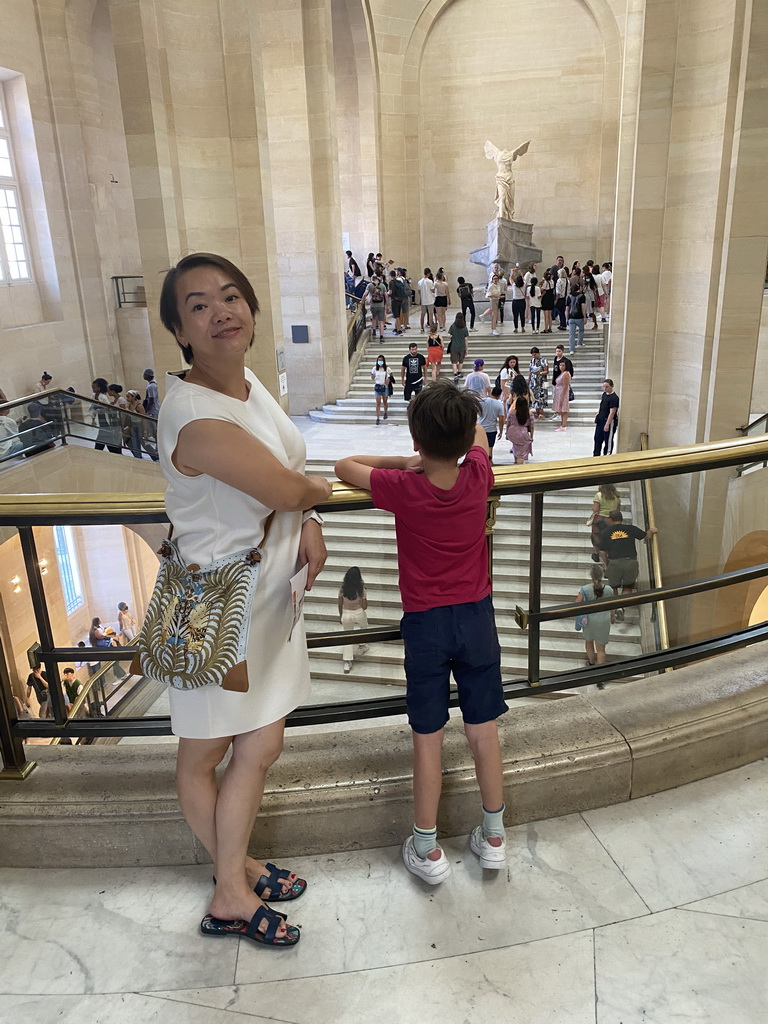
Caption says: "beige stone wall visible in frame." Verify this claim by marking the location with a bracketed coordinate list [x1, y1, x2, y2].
[417, 0, 609, 283]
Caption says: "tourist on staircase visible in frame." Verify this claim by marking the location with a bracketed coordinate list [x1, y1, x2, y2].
[575, 563, 616, 679]
[338, 567, 369, 675]
[426, 323, 445, 382]
[371, 354, 390, 424]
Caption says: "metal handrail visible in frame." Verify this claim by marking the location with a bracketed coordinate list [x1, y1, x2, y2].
[639, 433, 670, 653]
[1, 430, 766, 524]
[2, 429, 768, 765]
[738, 411, 768, 435]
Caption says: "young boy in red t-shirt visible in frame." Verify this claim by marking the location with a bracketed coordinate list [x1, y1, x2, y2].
[335, 382, 508, 883]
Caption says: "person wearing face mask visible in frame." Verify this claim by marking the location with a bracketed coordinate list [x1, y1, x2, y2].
[371, 354, 390, 425]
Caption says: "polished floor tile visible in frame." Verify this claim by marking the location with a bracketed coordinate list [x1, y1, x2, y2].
[3, 992, 272, 1024]
[681, 877, 768, 923]
[233, 813, 647, 985]
[582, 758, 768, 911]
[153, 930, 597, 1024]
[0, 866, 235, 995]
[595, 908, 768, 1024]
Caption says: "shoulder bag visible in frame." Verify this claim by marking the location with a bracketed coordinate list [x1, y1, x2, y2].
[130, 516, 274, 692]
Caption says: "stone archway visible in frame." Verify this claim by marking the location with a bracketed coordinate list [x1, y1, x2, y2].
[385, 0, 623, 276]
[714, 531, 768, 634]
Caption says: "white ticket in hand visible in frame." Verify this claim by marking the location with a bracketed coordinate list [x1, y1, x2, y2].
[288, 562, 309, 641]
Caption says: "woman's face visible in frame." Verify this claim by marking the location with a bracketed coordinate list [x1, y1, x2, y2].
[174, 265, 255, 364]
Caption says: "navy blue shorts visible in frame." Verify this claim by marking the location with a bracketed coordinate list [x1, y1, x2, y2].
[400, 595, 508, 734]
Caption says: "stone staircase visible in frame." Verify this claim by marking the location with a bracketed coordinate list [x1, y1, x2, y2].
[303, 473, 647, 703]
[310, 311, 609, 427]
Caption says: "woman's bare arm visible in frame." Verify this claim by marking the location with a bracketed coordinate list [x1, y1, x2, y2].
[174, 419, 332, 511]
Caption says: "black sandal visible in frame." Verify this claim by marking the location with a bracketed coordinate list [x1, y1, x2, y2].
[255, 863, 307, 902]
[200, 905, 300, 948]
[212, 864, 307, 903]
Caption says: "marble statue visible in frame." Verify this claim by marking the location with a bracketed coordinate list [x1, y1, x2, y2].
[484, 139, 531, 221]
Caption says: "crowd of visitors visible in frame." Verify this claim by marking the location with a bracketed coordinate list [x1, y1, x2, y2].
[0, 366, 162, 461]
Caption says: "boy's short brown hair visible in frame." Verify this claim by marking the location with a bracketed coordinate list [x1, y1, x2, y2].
[407, 381, 480, 461]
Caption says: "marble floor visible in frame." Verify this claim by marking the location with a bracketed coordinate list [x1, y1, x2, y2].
[295, 409, 597, 465]
[2, 757, 768, 1023]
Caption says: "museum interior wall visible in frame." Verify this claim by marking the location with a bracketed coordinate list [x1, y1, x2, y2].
[0, 0, 767, 649]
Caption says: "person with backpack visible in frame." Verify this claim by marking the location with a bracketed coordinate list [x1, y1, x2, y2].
[575, 564, 616, 674]
[388, 271, 404, 336]
[456, 277, 476, 330]
[363, 275, 387, 341]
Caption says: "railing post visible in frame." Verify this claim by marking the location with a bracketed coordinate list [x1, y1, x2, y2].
[18, 526, 68, 726]
[527, 492, 544, 686]
[0, 634, 34, 778]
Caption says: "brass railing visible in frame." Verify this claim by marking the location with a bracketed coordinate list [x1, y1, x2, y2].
[639, 433, 670, 656]
[2, 430, 768, 775]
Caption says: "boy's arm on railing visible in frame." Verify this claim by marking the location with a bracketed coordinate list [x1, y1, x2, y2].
[335, 454, 421, 491]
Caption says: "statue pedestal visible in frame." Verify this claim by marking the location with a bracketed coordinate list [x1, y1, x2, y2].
[469, 218, 543, 278]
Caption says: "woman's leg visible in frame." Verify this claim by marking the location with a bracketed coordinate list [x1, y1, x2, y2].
[585, 640, 596, 665]
[562, 410, 569, 428]
[467, 299, 476, 329]
[383, 394, 389, 418]
[375, 394, 382, 421]
[498, 299, 505, 324]
[595, 642, 607, 665]
[491, 306, 498, 331]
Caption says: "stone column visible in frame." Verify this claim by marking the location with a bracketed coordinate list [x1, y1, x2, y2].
[110, 0, 284, 399]
[611, 0, 768, 641]
[259, 0, 348, 415]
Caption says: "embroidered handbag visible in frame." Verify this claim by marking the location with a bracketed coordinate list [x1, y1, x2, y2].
[129, 533, 268, 692]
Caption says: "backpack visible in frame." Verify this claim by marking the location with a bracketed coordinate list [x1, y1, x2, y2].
[458, 282, 472, 299]
[395, 277, 409, 299]
[369, 283, 384, 303]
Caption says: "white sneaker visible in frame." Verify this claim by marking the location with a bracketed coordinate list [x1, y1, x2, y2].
[343, 660, 352, 673]
[402, 835, 452, 884]
[491, 329, 499, 336]
[469, 826, 507, 870]
[357, 644, 369, 656]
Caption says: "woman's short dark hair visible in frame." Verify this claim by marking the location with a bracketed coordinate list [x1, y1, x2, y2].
[515, 275, 524, 288]
[511, 374, 528, 397]
[92, 378, 108, 393]
[159, 253, 260, 364]
[407, 381, 479, 461]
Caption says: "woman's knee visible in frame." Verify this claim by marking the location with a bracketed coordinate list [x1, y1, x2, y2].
[177, 736, 231, 778]
[232, 723, 285, 772]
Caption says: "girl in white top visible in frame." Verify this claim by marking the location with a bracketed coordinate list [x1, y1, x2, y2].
[157, 252, 332, 947]
[371, 355, 390, 424]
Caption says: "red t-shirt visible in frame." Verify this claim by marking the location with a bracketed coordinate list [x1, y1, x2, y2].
[370, 446, 494, 612]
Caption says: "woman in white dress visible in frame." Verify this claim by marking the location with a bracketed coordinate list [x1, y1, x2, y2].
[157, 253, 332, 949]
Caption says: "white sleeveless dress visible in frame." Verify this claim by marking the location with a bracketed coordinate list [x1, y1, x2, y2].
[157, 369, 312, 739]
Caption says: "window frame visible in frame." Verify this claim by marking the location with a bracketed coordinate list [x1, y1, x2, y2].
[0, 85, 32, 284]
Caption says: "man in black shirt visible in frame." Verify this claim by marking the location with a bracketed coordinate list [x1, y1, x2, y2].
[401, 342, 426, 401]
[594, 378, 619, 456]
[25, 664, 51, 718]
[600, 510, 658, 619]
